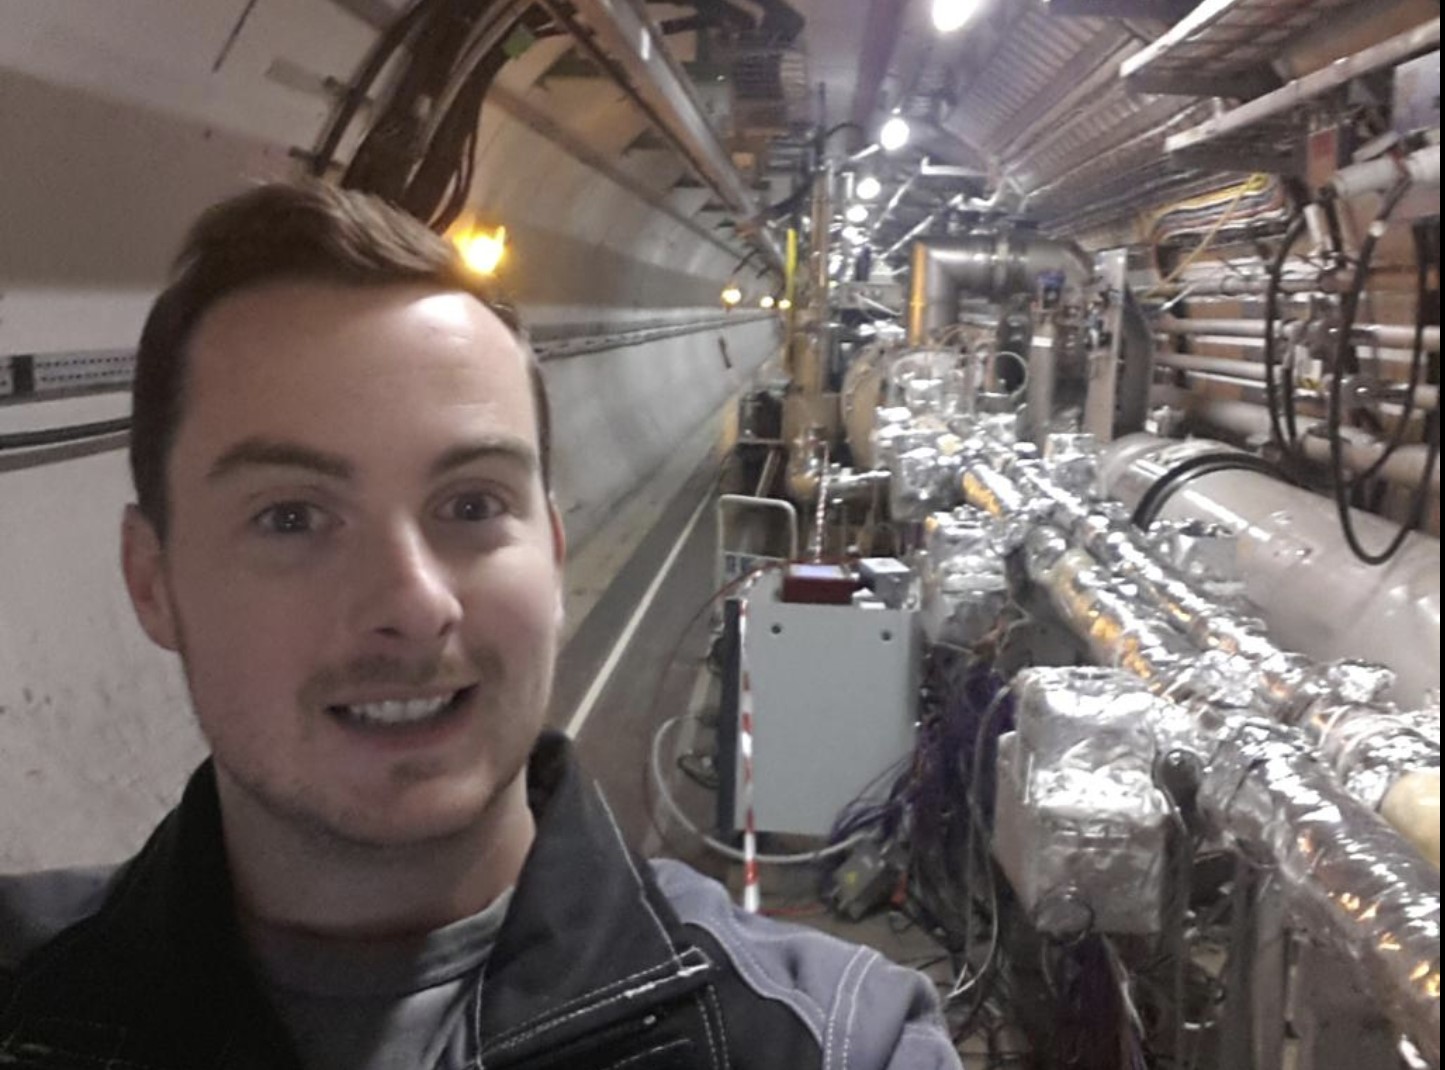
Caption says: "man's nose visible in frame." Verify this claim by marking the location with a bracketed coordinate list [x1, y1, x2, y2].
[351, 521, 463, 643]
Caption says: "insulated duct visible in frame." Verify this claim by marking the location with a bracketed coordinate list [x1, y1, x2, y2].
[906, 233, 1094, 345]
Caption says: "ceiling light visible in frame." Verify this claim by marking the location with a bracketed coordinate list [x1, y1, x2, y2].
[721, 284, 743, 307]
[760, 295, 776, 309]
[855, 175, 882, 200]
[931, 0, 984, 33]
[778, 298, 793, 311]
[845, 203, 869, 224]
[879, 115, 911, 153]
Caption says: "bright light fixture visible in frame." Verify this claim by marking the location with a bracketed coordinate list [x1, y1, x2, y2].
[845, 203, 869, 224]
[721, 284, 743, 307]
[778, 298, 793, 311]
[855, 175, 882, 200]
[879, 115, 910, 153]
[454, 225, 508, 275]
[931, 0, 984, 33]
[760, 295, 776, 309]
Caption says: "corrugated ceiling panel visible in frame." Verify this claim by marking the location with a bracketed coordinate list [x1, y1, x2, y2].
[949, 9, 1101, 148]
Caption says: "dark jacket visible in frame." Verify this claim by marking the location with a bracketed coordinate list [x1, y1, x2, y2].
[0, 731, 960, 1069]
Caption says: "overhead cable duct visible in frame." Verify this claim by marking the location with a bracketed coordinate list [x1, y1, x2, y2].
[313, 0, 535, 231]
[554, 0, 785, 273]
[905, 233, 1093, 345]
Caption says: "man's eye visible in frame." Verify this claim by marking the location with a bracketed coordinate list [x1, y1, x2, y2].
[253, 502, 329, 535]
[439, 492, 507, 523]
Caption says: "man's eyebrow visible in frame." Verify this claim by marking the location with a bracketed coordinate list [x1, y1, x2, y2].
[430, 438, 539, 480]
[207, 438, 354, 483]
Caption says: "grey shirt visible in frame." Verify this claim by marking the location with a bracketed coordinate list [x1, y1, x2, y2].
[244, 888, 513, 1070]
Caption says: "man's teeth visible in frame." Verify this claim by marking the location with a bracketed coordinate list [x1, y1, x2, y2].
[342, 694, 455, 725]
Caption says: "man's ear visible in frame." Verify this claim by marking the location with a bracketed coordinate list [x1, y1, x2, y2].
[548, 497, 567, 627]
[121, 504, 180, 652]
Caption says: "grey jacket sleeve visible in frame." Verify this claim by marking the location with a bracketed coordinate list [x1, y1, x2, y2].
[650, 858, 964, 1070]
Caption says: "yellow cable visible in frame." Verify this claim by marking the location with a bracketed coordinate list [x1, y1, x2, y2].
[1145, 178, 1258, 297]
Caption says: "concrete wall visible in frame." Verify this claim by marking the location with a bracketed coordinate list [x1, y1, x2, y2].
[0, 0, 781, 871]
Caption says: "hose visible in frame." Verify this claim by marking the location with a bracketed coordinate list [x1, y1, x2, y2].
[1326, 177, 1441, 566]
[1263, 210, 1307, 451]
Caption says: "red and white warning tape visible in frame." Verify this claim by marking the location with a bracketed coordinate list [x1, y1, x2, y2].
[736, 597, 760, 914]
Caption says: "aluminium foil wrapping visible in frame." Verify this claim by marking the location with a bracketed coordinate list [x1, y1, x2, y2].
[1200, 718, 1441, 1067]
[993, 668, 1175, 935]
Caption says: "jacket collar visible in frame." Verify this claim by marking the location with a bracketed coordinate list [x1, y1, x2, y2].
[1, 731, 707, 1069]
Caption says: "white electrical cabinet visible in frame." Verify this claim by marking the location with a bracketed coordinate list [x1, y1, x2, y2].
[734, 570, 920, 837]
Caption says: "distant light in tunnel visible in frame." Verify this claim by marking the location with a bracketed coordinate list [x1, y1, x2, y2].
[454, 225, 508, 275]
[778, 298, 793, 311]
[879, 115, 910, 153]
[855, 175, 882, 201]
[721, 284, 743, 307]
[760, 295, 776, 309]
[845, 203, 870, 224]
[932, 0, 984, 33]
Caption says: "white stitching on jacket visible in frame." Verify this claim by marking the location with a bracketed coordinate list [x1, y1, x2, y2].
[711, 908, 826, 1033]
[840, 950, 878, 1070]
[823, 947, 869, 1070]
[694, 992, 722, 1070]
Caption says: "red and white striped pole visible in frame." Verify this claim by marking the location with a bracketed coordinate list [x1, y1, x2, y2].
[736, 597, 760, 914]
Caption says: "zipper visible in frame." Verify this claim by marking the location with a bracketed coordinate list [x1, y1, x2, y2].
[483, 947, 716, 1069]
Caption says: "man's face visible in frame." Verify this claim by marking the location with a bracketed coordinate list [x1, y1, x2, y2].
[123, 281, 564, 848]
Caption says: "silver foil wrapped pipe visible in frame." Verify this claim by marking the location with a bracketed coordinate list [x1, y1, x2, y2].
[1200, 718, 1441, 1068]
[959, 445, 1440, 823]
[1003, 668, 1441, 1067]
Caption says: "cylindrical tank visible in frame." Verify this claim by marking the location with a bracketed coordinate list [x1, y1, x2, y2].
[1099, 434, 1440, 706]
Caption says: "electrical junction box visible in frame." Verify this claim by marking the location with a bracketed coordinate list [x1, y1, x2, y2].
[859, 557, 913, 609]
[730, 569, 920, 837]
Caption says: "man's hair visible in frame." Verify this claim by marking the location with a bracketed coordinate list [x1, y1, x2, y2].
[130, 180, 550, 538]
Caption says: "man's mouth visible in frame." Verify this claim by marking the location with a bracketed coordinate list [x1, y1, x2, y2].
[327, 686, 475, 728]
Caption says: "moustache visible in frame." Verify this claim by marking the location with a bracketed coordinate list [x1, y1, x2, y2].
[298, 648, 504, 706]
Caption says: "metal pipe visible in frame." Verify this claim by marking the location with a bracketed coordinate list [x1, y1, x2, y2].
[906, 233, 1093, 345]
[1153, 353, 1440, 411]
[1331, 144, 1441, 200]
[1159, 393, 1442, 493]
[1099, 433, 1441, 706]
[1158, 315, 1441, 353]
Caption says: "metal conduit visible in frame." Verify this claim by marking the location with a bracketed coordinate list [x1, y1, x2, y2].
[906, 233, 1093, 344]
[1158, 315, 1442, 353]
[1154, 352, 1441, 410]
[1157, 393, 1442, 493]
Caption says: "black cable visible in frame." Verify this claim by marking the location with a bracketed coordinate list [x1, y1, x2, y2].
[1326, 178, 1440, 566]
[309, 0, 439, 178]
[1263, 210, 1307, 451]
[1130, 450, 1285, 530]
[1349, 222, 1433, 485]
